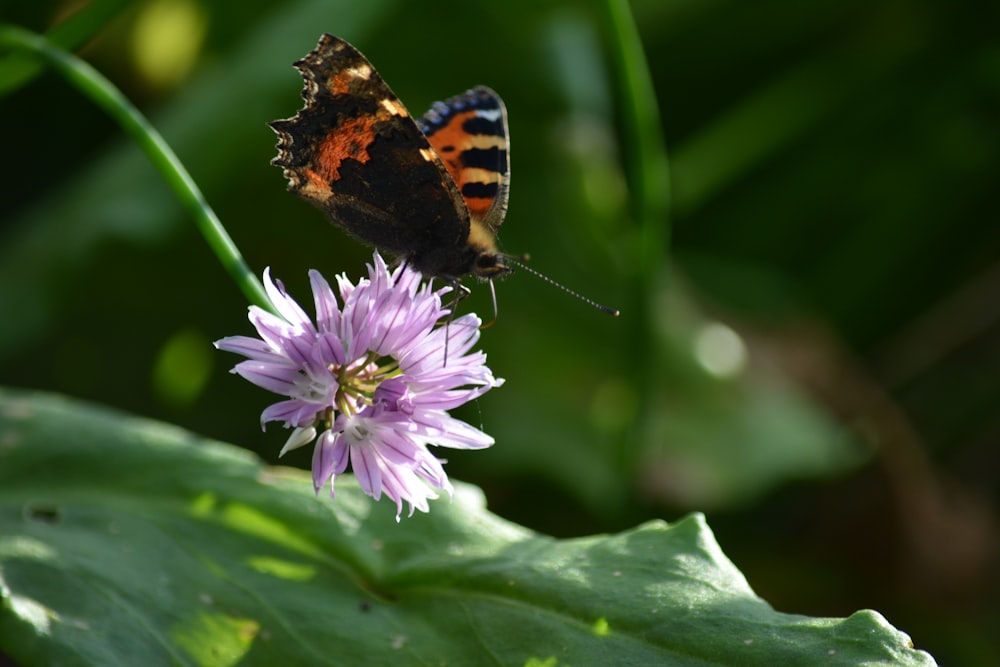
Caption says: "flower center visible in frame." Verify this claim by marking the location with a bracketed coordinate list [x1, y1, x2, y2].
[333, 351, 400, 417]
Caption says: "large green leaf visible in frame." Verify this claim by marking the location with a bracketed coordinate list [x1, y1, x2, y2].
[0, 389, 934, 665]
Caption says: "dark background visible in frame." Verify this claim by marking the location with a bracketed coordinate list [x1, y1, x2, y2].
[2, 0, 998, 663]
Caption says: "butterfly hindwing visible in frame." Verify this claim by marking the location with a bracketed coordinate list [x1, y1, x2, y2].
[417, 87, 511, 237]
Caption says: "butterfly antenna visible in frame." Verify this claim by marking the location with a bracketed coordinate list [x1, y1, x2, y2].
[507, 255, 620, 317]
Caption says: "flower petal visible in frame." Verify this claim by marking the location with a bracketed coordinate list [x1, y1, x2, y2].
[213, 335, 282, 361]
[311, 429, 338, 493]
[350, 440, 382, 500]
[232, 360, 301, 395]
[280, 425, 317, 456]
[263, 267, 314, 329]
[309, 269, 342, 334]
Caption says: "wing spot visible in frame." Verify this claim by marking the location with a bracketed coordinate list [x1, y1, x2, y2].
[419, 147, 438, 163]
[474, 108, 504, 122]
[346, 63, 373, 80]
[379, 97, 408, 117]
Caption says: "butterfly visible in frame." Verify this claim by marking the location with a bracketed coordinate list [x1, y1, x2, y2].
[268, 34, 512, 286]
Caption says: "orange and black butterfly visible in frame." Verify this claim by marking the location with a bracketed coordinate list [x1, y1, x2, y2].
[269, 34, 511, 283]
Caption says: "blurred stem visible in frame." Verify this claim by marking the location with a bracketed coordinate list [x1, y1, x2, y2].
[0, 0, 133, 94]
[0, 24, 273, 313]
[599, 0, 671, 470]
[600, 0, 671, 270]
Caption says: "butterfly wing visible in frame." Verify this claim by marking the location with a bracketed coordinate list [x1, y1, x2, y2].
[269, 34, 477, 277]
[417, 86, 511, 238]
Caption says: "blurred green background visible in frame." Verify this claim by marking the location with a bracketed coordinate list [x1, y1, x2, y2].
[1, 0, 998, 663]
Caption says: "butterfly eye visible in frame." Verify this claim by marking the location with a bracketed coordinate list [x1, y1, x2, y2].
[475, 255, 501, 270]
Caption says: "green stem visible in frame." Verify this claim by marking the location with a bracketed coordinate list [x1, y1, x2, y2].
[601, 0, 671, 272]
[599, 0, 671, 474]
[0, 24, 273, 313]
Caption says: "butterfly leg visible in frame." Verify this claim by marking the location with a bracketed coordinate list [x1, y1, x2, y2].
[479, 278, 499, 330]
[440, 278, 471, 366]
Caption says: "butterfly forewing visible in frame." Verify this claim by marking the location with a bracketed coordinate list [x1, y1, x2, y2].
[269, 35, 476, 276]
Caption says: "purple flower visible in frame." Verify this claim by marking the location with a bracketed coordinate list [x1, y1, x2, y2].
[215, 253, 503, 519]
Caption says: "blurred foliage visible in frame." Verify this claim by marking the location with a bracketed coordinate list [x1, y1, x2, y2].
[0, 0, 998, 663]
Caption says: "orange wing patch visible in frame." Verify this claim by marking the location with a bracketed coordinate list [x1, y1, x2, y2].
[311, 115, 378, 182]
[426, 110, 503, 220]
[418, 86, 510, 231]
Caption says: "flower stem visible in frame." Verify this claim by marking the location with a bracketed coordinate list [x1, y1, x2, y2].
[600, 0, 671, 273]
[598, 0, 671, 473]
[0, 24, 273, 313]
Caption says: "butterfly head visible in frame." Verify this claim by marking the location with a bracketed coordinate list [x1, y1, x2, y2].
[471, 249, 514, 281]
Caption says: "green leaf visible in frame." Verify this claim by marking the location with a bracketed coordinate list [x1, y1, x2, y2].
[0, 389, 935, 666]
